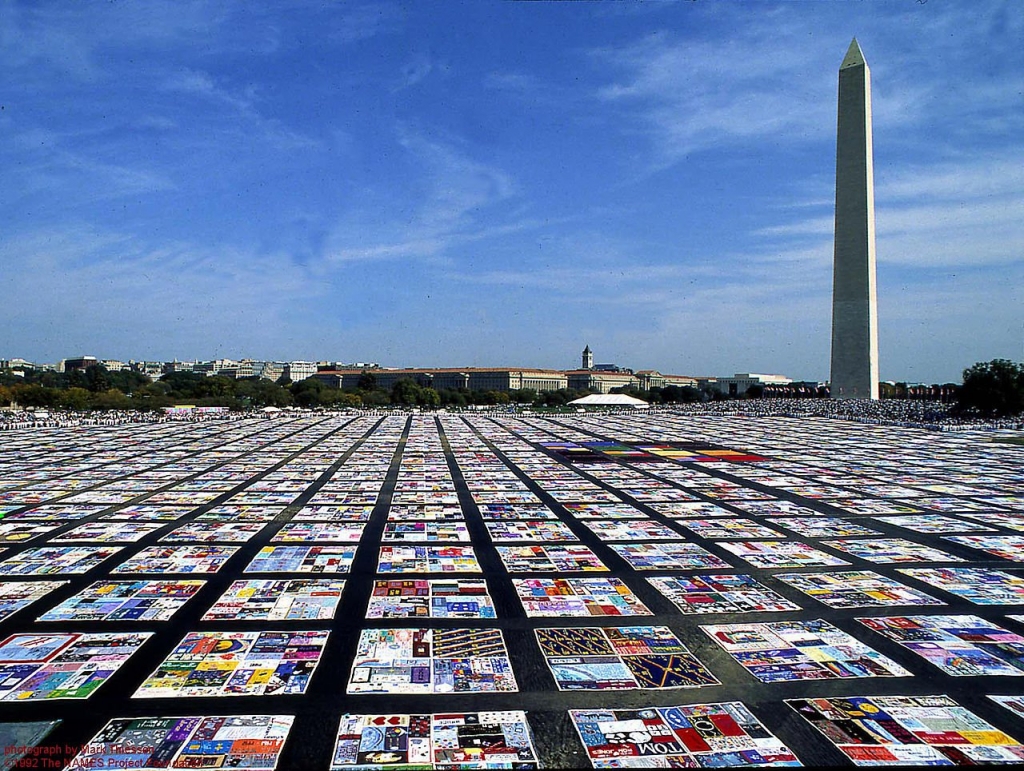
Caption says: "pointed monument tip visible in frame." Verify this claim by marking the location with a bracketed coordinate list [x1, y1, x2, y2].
[841, 37, 867, 69]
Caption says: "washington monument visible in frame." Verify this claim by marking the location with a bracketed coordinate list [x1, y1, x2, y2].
[830, 38, 879, 400]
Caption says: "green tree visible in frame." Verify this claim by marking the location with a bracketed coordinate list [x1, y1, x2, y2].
[235, 378, 293, 408]
[196, 376, 237, 400]
[508, 388, 537, 404]
[357, 371, 378, 391]
[291, 378, 326, 408]
[418, 388, 441, 409]
[360, 388, 391, 407]
[315, 388, 342, 407]
[537, 389, 563, 407]
[335, 391, 363, 408]
[59, 387, 92, 410]
[159, 371, 207, 398]
[135, 381, 170, 398]
[11, 383, 59, 407]
[108, 369, 151, 394]
[956, 359, 1024, 417]
[536, 388, 586, 407]
[130, 385, 173, 411]
[84, 365, 112, 393]
[391, 378, 422, 406]
[37, 370, 67, 389]
[438, 389, 468, 407]
[682, 386, 704, 402]
[704, 387, 727, 402]
[660, 385, 681, 403]
[610, 386, 641, 398]
[89, 389, 132, 410]
[480, 390, 510, 405]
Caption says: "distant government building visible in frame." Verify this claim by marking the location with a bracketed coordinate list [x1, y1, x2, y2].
[6, 350, 799, 397]
[312, 347, 782, 396]
[314, 345, 703, 394]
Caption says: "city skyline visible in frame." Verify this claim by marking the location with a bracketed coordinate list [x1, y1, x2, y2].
[0, 342, 999, 388]
[3, 2, 1022, 384]
[2, 350, 770, 385]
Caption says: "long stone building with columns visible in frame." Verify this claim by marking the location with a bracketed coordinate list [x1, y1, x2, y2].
[314, 345, 704, 395]
[314, 367, 570, 393]
[314, 365, 698, 395]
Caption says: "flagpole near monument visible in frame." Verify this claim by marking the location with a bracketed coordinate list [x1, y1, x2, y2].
[830, 38, 880, 400]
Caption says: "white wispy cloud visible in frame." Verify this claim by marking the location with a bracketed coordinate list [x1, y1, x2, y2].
[0, 2, 226, 80]
[755, 149, 1024, 268]
[158, 68, 320, 153]
[877, 153, 1024, 202]
[400, 131, 518, 229]
[591, 4, 1024, 172]
[592, 25, 833, 168]
[327, 130, 527, 263]
[755, 218, 834, 239]
[164, 69, 256, 113]
[325, 3, 401, 46]
[2, 123, 177, 204]
[0, 224, 330, 360]
[395, 53, 437, 91]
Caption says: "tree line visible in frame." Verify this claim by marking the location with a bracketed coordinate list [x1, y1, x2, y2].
[0, 366, 715, 411]
[1, 360, 1022, 417]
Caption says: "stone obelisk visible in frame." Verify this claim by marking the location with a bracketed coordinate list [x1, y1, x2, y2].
[830, 38, 879, 399]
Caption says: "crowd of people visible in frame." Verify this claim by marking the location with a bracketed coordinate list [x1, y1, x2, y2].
[658, 398, 1024, 431]
[0, 409, 252, 431]
[2, 400, 1022, 432]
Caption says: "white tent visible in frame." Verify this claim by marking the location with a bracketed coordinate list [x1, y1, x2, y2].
[567, 393, 650, 409]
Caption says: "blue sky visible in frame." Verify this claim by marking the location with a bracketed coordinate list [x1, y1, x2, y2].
[2, 1, 1021, 384]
